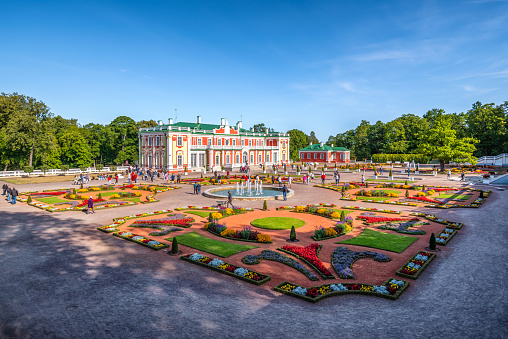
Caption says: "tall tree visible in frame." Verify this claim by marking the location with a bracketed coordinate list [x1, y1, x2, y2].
[309, 131, 319, 145]
[59, 127, 92, 167]
[287, 129, 309, 160]
[466, 101, 507, 156]
[418, 114, 477, 171]
[251, 123, 274, 133]
[383, 120, 407, 154]
[108, 116, 138, 164]
[353, 120, 371, 159]
[136, 120, 158, 129]
[367, 121, 385, 155]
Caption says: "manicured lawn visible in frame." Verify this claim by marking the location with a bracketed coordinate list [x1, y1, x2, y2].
[337, 229, 417, 253]
[250, 217, 305, 229]
[3, 175, 76, 184]
[366, 179, 408, 183]
[36, 196, 70, 204]
[99, 191, 121, 197]
[370, 189, 402, 194]
[355, 196, 391, 202]
[166, 231, 257, 257]
[438, 193, 471, 200]
[185, 210, 220, 218]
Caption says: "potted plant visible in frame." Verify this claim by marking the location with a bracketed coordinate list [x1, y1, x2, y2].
[184, 166, 188, 175]
[389, 168, 393, 180]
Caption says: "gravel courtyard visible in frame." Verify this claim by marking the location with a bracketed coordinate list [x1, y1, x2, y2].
[0, 172, 506, 339]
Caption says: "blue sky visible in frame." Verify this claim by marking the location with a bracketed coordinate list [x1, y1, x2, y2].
[1, 0, 507, 141]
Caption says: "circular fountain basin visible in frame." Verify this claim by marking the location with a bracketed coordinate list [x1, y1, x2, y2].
[203, 186, 294, 201]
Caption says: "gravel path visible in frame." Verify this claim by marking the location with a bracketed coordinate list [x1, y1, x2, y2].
[0, 171, 506, 338]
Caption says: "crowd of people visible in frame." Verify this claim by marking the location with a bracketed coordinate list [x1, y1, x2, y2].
[2, 183, 18, 204]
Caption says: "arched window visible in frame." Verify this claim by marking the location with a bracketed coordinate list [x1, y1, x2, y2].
[177, 154, 183, 166]
[236, 154, 240, 163]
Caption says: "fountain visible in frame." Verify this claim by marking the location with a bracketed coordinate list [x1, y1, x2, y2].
[248, 180, 252, 195]
[236, 182, 239, 195]
[260, 181, 263, 194]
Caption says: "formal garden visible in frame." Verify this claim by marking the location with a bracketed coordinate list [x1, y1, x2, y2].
[95, 188, 488, 302]
[15, 183, 181, 212]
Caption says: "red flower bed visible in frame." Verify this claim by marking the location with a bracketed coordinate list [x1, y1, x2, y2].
[357, 216, 418, 224]
[77, 198, 106, 207]
[281, 243, 333, 277]
[32, 191, 67, 196]
[132, 218, 194, 227]
[124, 184, 135, 188]
[429, 188, 457, 192]
[407, 196, 443, 204]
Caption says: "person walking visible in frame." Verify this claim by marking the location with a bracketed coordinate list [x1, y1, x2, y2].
[193, 182, 198, 194]
[282, 184, 288, 201]
[288, 175, 292, 188]
[197, 183, 201, 195]
[461, 171, 465, 181]
[11, 187, 18, 204]
[115, 174, 119, 184]
[2, 183, 7, 195]
[87, 196, 95, 214]
[361, 174, 365, 185]
[277, 175, 282, 187]
[447, 169, 451, 179]
[227, 191, 233, 208]
[321, 173, 326, 184]
[337, 173, 340, 185]
[177, 174, 181, 184]
[302, 174, 306, 184]
[6, 186, 12, 202]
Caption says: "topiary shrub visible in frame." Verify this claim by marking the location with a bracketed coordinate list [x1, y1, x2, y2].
[405, 181, 408, 185]
[290, 225, 296, 241]
[98, 193, 102, 199]
[405, 189, 409, 198]
[208, 212, 213, 222]
[341, 186, 345, 193]
[429, 233, 436, 250]
[80, 182, 83, 189]
[122, 184, 125, 190]
[389, 169, 393, 177]
[263, 200, 267, 211]
[73, 188, 77, 195]
[479, 190, 484, 198]
[340, 210, 345, 221]
[27, 195, 32, 204]
[171, 238, 179, 254]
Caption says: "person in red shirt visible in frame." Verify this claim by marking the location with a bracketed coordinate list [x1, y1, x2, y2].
[321, 173, 326, 184]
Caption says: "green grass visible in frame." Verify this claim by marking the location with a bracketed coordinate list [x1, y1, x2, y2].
[184, 210, 218, 218]
[370, 189, 402, 194]
[438, 193, 471, 200]
[355, 196, 391, 202]
[366, 179, 408, 183]
[250, 217, 305, 229]
[36, 196, 70, 204]
[166, 231, 256, 257]
[337, 229, 417, 253]
[98, 191, 121, 197]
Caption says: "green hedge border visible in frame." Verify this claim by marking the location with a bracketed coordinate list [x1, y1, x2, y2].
[274, 278, 410, 303]
[181, 255, 271, 286]
[113, 232, 169, 250]
[395, 252, 436, 280]
[410, 213, 464, 230]
[278, 246, 335, 279]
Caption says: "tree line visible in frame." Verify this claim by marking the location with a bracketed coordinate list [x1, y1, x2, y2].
[287, 101, 507, 167]
[1, 92, 506, 171]
[0, 93, 157, 171]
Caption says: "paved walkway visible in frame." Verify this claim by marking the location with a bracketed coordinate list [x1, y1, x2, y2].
[0, 171, 506, 338]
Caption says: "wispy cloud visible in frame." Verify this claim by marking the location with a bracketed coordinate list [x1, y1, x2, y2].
[455, 69, 508, 80]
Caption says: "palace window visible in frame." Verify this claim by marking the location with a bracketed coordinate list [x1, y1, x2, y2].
[233, 139, 236, 146]
[266, 153, 270, 162]
[207, 138, 211, 146]
[256, 140, 259, 146]
[177, 136, 183, 146]
[241, 140, 244, 146]
[191, 154, 197, 167]
[197, 138, 202, 146]
[248, 140, 252, 146]
[258, 153, 262, 163]
[225, 139, 229, 146]
[236, 154, 240, 163]
[215, 154, 220, 165]
[320, 154, 324, 159]
[261, 140, 263, 146]
[250, 154, 254, 163]
[226, 154, 230, 163]
[177, 154, 183, 166]
[156, 137, 160, 146]
[314, 153, 317, 159]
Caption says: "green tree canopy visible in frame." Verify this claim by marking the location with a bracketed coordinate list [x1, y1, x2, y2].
[287, 129, 309, 160]
[418, 114, 477, 171]
[59, 127, 92, 167]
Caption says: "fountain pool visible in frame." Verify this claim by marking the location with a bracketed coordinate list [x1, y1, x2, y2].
[203, 186, 294, 201]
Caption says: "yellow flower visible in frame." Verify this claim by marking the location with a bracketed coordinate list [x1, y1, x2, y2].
[329, 212, 341, 219]
[220, 229, 236, 237]
[295, 206, 306, 212]
[225, 208, 234, 215]
[316, 208, 328, 215]
[211, 212, 222, 220]
[325, 228, 338, 236]
[256, 234, 271, 242]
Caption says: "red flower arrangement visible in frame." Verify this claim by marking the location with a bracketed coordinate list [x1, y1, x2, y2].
[77, 198, 106, 207]
[407, 196, 443, 204]
[429, 188, 457, 192]
[281, 243, 334, 277]
[357, 216, 418, 224]
[132, 218, 194, 227]
[32, 191, 67, 196]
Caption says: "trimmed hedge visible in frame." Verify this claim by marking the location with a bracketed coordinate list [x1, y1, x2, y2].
[372, 154, 431, 164]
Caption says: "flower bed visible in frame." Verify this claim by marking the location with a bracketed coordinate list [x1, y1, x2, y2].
[205, 222, 272, 243]
[242, 250, 318, 281]
[274, 278, 409, 302]
[182, 253, 271, 286]
[406, 196, 443, 204]
[113, 231, 169, 250]
[409, 213, 464, 229]
[97, 210, 173, 233]
[377, 221, 428, 235]
[131, 215, 195, 228]
[331, 246, 391, 279]
[30, 191, 67, 196]
[279, 243, 334, 279]
[311, 221, 353, 241]
[342, 206, 402, 214]
[396, 251, 436, 279]
[357, 215, 419, 225]
[436, 228, 458, 246]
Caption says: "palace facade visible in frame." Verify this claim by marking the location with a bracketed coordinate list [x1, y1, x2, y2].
[298, 143, 351, 163]
[138, 116, 290, 171]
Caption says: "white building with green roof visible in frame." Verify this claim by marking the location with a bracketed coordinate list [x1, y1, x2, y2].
[299, 142, 350, 163]
[138, 116, 290, 171]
